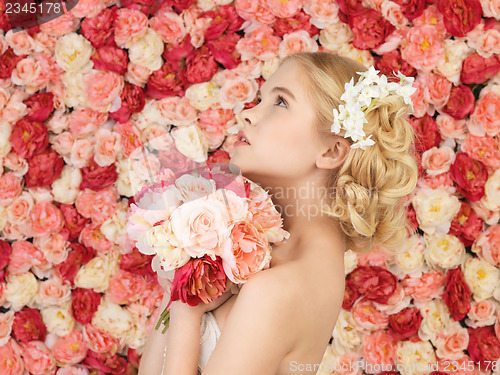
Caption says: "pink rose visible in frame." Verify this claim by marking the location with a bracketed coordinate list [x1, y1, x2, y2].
[461, 133, 500, 172]
[423, 73, 452, 110]
[468, 91, 500, 138]
[59, 204, 91, 242]
[157, 96, 198, 127]
[401, 25, 445, 73]
[202, 4, 245, 40]
[149, 9, 186, 44]
[272, 11, 319, 37]
[401, 269, 446, 304]
[471, 224, 500, 266]
[391, 0, 425, 20]
[113, 8, 148, 48]
[106, 269, 148, 305]
[30, 200, 64, 237]
[93, 128, 121, 167]
[234, 0, 276, 24]
[0, 172, 23, 207]
[362, 330, 397, 373]
[82, 323, 120, 354]
[3, 152, 28, 177]
[75, 187, 118, 224]
[50, 132, 75, 156]
[39, 13, 79, 37]
[235, 24, 281, 60]
[351, 298, 389, 331]
[8, 240, 44, 274]
[32, 233, 68, 265]
[436, 324, 469, 360]
[37, 275, 71, 307]
[83, 70, 124, 113]
[436, 114, 467, 140]
[68, 108, 107, 137]
[52, 329, 88, 366]
[0, 311, 14, 346]
[91, 45, 128, 76]
[78, 223, 113, 255]
[265, 0, 302, 18]
[0, 339, 25, 375]
[421, 146, 455, 176]
[20, 341, 56, 375]
[467, 300, 497, 327]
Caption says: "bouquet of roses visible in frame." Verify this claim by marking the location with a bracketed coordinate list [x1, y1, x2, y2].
[125, 136, 289, 333]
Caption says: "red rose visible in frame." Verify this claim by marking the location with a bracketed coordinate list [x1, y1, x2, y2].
[71, 287, 102, 325]
[460, 53, 500, 84]
[25, 146, 64, 187]
[448, 201, 483, 247]
[437, 0, 482, 37]
[388, 307, 422, 341]
[23, 92, 54, 122]
[0, 13, 11, 33]
[0, 240, 11, 270]
[0, 47, 25, 79]
[120, 0, 162, 17]
[442, 266, 471, 320]
[119, 247, 154, 277]
[337, 0, 365, 23]
[59, 204, 91, 242]
[441, 84, 475, 120]
[207, 150, 230, 164]
[80, 157, 117, 191]
[80, 6, 117, 48]
[54, 243, 95, 285]
[109, 83, 145, 124]
[348, 9, 394, 50]
[342, 282, 361, 310]
[374, 50, 417, 81]
[181, 45, 220, 84]
[205, 33, 242, 70]
[170, 255, 227, 307]
[346, 266, 398, 304]
[91, 45, 128, 75]
[166, 0, 196, 13]
[467, 326, 500, 369]
[408, 114, 442, 153]
[146, 62, 185, 99]
[10, 118, 49, 160]
[162, 35, 195, 73]
[272, 11, 319, 37]
[12, 308, 47, 343]
[450, 153, 488, 201]
[202, 4, 245, 40]
[83, 351, 127, 375]
[391, 0, 425, 20]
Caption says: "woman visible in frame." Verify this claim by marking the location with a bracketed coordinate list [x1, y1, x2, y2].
[138, 52, 419, 375]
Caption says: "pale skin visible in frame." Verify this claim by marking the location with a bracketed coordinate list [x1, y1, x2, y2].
[138, 60, 352, 375]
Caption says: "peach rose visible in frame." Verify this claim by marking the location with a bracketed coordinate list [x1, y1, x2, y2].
[436, 114, 467, 140]
[113, 8, 148, 48]
[362, 330, 397, 373]
[412, 4, 447, 40]
[125, 62, 152, 88]
[234, 0, 276, 24]
[3, 152, 28, 177]
[303, 0, 339, 29]
[93, 128, 121, 167]
[466, 23, 500, 59]
[157, 96, 198, 127]
[401, 25, 445, 74]
[75, 187, 118, 224]
[410, 76, 430, 118]
[113, 122, 142, 157]
[49, 132, 74, 156]
[265, 0, 302, 18]
[7, 191, 33, 225]
[35, 275, 72, 307]
[8, 240, 41, 274]
[21, 340, 56, 375]
[351, 299, 389, 331]
[468, 91, 500, 138]
[69, 108, 108, 137]
[69, 0, 106, 18]
[470, 200, 500, 227]
[401, 269, 446, 304]
[52, 329, 88, 366]
[5, 30, 36, 56]
[471, 224, 500, 267]
[0, 339, 25, 375]
[30, 201, 64, 237]
[421, 146, 456, 175]
[106, 269, 148, 305]
[78, 223, 114, 255]
[461, 133, 500, 171]
[149, 9, 187, 44]
[480, 0, 500, 18]
[56, 365, 90, 375]
[83, 70, 124, 113]
[465, 300, 497, 328]
[417, 171, 455, 194]
[219, 76, 259, 113]
[424, 73, 452, 109]
[33, 31, 58, 52]
[381, 0, 408, 29]
[0, 311, 14, 347]
[69, 138, 94, 169]
[235, 24, 281, 61]
[33, 233, 69, 265]
[82, 323, 119, 354]
[11, 57, 42, 89]
[435, 323, 469, 360]
[278, 30, 319, 59]
[0, 172, 23, 207]
[39, 12, 79, 37]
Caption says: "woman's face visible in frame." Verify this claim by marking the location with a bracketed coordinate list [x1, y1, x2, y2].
[231, 60, 326, 183]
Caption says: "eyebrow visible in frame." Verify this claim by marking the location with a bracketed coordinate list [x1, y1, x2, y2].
[256, 86, 296, 102]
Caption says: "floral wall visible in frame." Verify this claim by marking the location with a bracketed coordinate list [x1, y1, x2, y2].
[0, 0, 499, 374]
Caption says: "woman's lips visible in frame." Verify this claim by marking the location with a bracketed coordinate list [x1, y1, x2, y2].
[237, 130, 251, 145]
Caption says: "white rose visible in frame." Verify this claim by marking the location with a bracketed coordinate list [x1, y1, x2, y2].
[463, 256, 500, 302]
[92, 297, 135, 343]
[331, 309, 363, 355]
[412, 188, 461, 235]
[185, 81, 221, 111]
[170, 124, 208, 163]
[424, 233, 466, 271]
[55, 32, 94, 73]
[41, 301, 75, 336]
[61, 71, 89, 109]
[51, 165, 82, 204]
[128, 28, 164, 71]
[4, 272, 38, 311]
[391, 233, 426, 277]
[395, 340, 436, 375]
[338, 44, 375, 69]
[319, 22, 354, 53]
[418, 299, 456, 346]
[481, 168, 500, 211]
[207, 189, 249, 224]
[0, 121, 12, 158]
[436, 39, 474, 85]
[132, 99, 169, 130]
[101, 199, 129, 248]
[116, 157, 142, 197]
[74, 253, 119, 293]
[344, 249, 359, 275]
[175, 175, 216, 202]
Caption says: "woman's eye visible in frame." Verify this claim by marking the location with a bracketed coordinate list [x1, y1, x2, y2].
[276, 95, 287, 108]
[256, 97, 261, 104]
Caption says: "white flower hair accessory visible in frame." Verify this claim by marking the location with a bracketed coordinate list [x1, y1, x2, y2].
[331, 66, 417, 150]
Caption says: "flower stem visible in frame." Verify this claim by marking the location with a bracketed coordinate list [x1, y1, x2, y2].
[155, 306, 170, 334]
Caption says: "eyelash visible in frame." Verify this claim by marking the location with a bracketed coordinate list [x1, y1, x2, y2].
[256, 95, 288, 108]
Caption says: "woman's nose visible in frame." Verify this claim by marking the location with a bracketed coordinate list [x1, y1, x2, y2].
[240, 110, 254, 127]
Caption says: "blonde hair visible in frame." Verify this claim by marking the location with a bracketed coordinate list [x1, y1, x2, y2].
[279, 52, 419, 255]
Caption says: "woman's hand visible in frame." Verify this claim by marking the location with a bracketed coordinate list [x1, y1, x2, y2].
[169, 287, 235, 320]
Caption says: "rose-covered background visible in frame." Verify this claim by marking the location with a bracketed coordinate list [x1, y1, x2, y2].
[0, 0, 499, 373]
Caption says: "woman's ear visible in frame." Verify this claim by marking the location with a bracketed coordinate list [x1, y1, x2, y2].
[315, 136, 351, 170]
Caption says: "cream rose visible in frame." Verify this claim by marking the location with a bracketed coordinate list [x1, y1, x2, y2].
[35, 275, 72, 308]
[344, 249, 359, 275]
[0, 121, 12, 158]
[175, 174, 216, 202]
[261, 57, 280, 80]
[115, 157, 143, 197]
[331, 309, 363, 355]
[55, 32, 94, 73]
[184, 81, 221, 111]
[338, 44, 375, 69]
[395, 340, 436, 375]
[412, 188, 461, 235]
[61, 71, 89, 109]
[132, 99, 169, 130]
[128, 28, 164, 71]
[319, 22, 354, 53]
[51, 165, 82, 205]
[40, 301, 75, 336]
[278, 30, 319, 59]
[74, 253, 119, 293]
[4, 272, 38, 311]
[170, 124, 208, 163]
[91, 297, 135, 344]
[436, 39, 474, 85]
[424, 233, 466, 271]
[392, 233, 426, 277]
[481, 168, 500, 212]
[418, 299, 456, 345]
[101, 199, 129, 248]
[463, 256, 500, 302]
